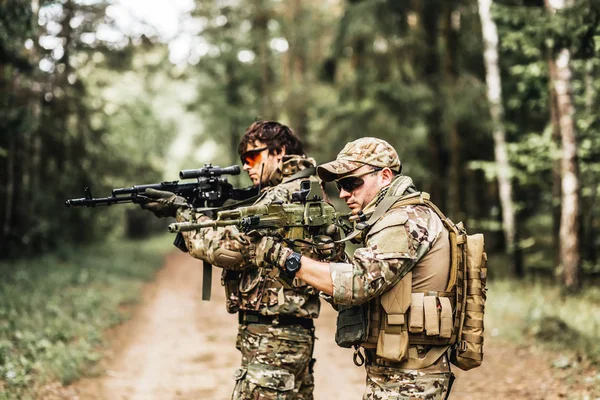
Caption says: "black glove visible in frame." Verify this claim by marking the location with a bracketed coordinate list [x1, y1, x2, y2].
[139, 188, 187, 218]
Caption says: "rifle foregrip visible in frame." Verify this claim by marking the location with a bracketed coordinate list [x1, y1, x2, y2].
[168, 219, 240, 233]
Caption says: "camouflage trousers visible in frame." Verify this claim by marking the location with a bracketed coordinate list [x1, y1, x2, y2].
[364, 353, 454, 400]
[232, 323, 315, 400]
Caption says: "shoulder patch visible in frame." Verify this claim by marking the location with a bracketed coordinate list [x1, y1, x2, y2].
[368, 211, 409, 237]
[366, 210, 410, 258]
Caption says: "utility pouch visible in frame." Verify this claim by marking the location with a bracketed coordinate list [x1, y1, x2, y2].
[222, 269, 241, 314]
[439, 297, 453, 339]
[376, 272, 412, 362]
[424, 295, 440, 336]
[409, 293, 424, 333]
[335, 303, 369, 348]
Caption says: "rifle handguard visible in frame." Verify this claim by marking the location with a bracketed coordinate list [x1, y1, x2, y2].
[168, 219, 240, 233]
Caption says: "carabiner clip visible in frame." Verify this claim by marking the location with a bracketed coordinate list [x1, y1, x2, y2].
[353, 346, 365, 367]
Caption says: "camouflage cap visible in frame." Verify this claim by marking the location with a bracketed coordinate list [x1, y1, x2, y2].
[317, 137, 401, 182]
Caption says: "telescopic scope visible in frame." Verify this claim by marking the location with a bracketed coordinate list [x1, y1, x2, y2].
[179, 164, 240, 180]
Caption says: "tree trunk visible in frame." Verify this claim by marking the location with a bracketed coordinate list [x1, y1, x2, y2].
[478, 0, 520, 276]
[582, 60, 596, 263]
[548, 57, 562, 273]
[443, 2, 461, 220]
[421, 0, 445, 206]
[253, 0, 273, 118]
[546, 0, 581, 291]
[3, 134, 16, 246]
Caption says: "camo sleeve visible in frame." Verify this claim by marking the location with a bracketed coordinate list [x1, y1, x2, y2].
[330, 205, 443, 305]
[174, 185, 294, 271]
[174, 208, 252, 270]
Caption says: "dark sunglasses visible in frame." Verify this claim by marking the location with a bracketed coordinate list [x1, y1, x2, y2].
[240, 146, 269, 167]
[335, 168, 382, 192]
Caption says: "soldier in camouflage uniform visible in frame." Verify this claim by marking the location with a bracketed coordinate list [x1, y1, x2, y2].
[142, 121, 333, 400]
[254, 137, 455, 400]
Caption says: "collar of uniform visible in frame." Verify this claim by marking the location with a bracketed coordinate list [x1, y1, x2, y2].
[359, 175, 415, 216]
[387, 175, 416, 197]
[282, 155, 316, 178]
[266, 155, 316, 187]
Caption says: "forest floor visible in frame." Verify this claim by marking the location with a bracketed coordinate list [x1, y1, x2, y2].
[41, 252, 599, 400]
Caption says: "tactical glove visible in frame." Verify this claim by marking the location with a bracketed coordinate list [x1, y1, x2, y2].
[314, 224, 345, 262]
[313, 235, 344, 261]
[254, 236, 294, 271]
[139, 188, 188, 218]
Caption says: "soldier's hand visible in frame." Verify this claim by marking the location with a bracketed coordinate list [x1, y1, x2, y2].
[139, 188, 188, 218]
[254, 236, 294, 271]
[314, 224, 345, 261]
[314, 235, 345, 261]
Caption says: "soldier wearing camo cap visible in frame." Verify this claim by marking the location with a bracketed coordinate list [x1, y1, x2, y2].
[141, 121, 342, 399]
[254, 137, 456, 399]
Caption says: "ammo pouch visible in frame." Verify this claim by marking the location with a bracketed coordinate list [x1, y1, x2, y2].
[375, 272, 412, 362]
[222, 269, 242, 314]
[335, 303, 368, 348]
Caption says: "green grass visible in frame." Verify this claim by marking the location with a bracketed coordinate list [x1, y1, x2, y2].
[0, 235, 174, 399]
[486, 279, 600, 365]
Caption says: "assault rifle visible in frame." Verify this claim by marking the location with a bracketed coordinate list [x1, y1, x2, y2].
[65, 163, 260, 303]
[168, 180, 341, 253]
[65, 164, 259, 209]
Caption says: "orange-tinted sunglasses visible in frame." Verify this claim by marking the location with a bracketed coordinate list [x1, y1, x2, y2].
[240, 146, 269, 167]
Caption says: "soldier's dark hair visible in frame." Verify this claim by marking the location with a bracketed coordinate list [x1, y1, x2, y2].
[238, 120, 304, 156]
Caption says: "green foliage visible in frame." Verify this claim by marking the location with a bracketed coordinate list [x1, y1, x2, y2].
[0, 1, 178, 257]
[487, 279, 600, 366]
[0, 235, 173, 399]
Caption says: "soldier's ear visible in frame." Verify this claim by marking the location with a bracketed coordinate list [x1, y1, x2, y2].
[275, 145, 286, 160]
[381, 168, 394, 185]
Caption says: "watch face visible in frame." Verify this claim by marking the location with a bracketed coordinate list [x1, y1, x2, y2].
[285, 252, 302, 273]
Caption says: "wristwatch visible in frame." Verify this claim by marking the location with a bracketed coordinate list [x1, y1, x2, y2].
[284, 251, 302, 279]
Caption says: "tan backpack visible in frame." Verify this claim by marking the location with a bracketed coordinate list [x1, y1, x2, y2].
[413, 196, 488, 371]
[370, 193, 488, 371]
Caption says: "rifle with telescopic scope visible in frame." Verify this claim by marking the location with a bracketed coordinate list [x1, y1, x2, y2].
[65, 164, 260, 303]
[64, 164, 259, 209]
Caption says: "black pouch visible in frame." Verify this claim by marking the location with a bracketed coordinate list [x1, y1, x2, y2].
[335, 304, 368, 348]
[222, 269, 241, 314]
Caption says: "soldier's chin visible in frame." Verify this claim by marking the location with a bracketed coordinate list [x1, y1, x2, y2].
[348, 204, 361, 214]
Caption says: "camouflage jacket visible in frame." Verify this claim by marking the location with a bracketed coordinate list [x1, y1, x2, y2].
[329, 175, 448, 306]
[177, 155, 322, 319]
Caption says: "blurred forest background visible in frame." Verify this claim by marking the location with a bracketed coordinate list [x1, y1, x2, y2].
[2, 0, 599, 287]
[1, 0, 600, 397]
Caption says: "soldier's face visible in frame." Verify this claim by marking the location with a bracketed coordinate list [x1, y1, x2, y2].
[337, 165, 384, 214]
[241, 140, 283, 186]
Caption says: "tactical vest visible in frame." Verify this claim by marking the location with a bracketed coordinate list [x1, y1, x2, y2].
[350, 191, 487, 371]
[225, 170, 333, 318]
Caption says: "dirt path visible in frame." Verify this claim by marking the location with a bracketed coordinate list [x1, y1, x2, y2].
[70, 253, 593, 399]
